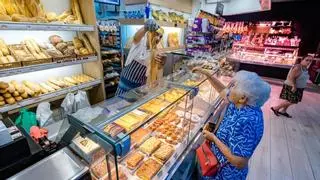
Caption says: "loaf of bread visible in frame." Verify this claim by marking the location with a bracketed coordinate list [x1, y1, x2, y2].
[0, 14, 12, 21]
[14, 96, 23, 102]
[22, 84, 35, 97]
[11, 14, 35, 22]
[26, 0, 45, 17]
[20, 91, 28, 99]
[3, 92, 11, 98]
[12, 91, 19, 97]
[73, 37, 83, 49]
[7, 83, 15, 93]
[0, 96, 4, 101]
[14, 0, 32, 17]
[23, 80, 41, 93]
[0, 56, 9, 64]
[46, 12, 57, 22]
[39, 83, 55, 92]
[71, 0, 83, 24]
[64, 77, 79, 85]
[0, 81, 9, 89]
[0, 38, 9, 56]
[6, 55, 16, 63]
[11, 80, 25, 94]
[57, 10, 71, 21]
[40, 87, 48, 94]
[5, 97, 16, 104]
[80, 33, 94, 54]
[2, 0, 19, 15]
[0, 1, 7, 15]
[0, 101, 5, 106]
[48, 79, 66, 88]
[46, 82, 61, 90]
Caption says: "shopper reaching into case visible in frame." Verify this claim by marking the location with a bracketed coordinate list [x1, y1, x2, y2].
[193, 69, 271, 180]
[271, 56, 312, 118]
[115, 19, 165, 96]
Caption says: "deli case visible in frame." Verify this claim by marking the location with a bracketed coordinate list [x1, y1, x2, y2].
[57, 71, 226, 180]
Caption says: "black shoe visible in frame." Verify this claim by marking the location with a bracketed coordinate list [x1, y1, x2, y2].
[271, 107, 280, 116]
[278, 112, 292, 118]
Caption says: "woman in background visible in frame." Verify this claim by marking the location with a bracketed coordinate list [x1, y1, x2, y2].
[116, 19, 165, 96]
[271, 56, 312, 118]
[193, 69, 271, 180]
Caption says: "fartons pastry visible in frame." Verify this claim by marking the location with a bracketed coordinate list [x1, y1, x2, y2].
[130, 128, 150, 145]
[126, 151, 144, 169]
[153, 143, 174, 163]
[139, 137, 161, 155]
[136, 158, 162, 180]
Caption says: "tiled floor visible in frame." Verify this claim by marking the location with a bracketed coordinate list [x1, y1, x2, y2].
[247, 84, 320, 180]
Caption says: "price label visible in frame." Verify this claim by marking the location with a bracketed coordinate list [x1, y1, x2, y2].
[157, 170, 163, 178]
[173, 153, 178, 159]
[165, 160, 172, 168]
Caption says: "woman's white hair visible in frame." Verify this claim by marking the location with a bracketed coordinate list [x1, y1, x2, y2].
[233, 71, 271, 107]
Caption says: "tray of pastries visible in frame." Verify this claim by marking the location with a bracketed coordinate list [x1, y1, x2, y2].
[139, 137, 161, 155]
[153, 143, 174, 163]
[136, 158, 163, 180]
[126, 151, 145, 170]
[130, 128, 151, 146]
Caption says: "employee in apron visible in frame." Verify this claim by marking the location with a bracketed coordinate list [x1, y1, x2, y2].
[116, 19, 165, 96]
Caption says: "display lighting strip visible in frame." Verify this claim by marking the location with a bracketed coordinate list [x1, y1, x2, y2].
[0, 22, 95, 31]
[0, 79, 102, 113]
[0, 56, 98, 78]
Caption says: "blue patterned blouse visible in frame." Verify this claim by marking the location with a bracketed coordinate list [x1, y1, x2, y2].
[203, 102, 264, 180]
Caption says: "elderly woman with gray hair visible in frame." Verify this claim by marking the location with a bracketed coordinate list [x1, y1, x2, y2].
[193, 69, 271, 180]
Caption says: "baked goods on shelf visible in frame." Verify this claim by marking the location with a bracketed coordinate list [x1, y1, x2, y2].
[153, 143, 174, 163]
[0, 74, 95, 107]
[91, 158, 114, 179]
[126, 151, 144, 170]
[136, 158, 162, 180]
[139, 98, 169, 114]
[103, 123, 124, 138]
[130, 128, 150, 145]
[139, 137, 161, 155]
[114, 113, 141, 132]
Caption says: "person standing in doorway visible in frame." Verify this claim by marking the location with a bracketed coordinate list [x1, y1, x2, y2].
[271, 56, 312, 118]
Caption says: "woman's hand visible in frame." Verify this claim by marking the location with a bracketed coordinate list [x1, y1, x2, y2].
[202, 130, 215, 142]
[291, 86, 297, 93]
[155, 53, 166, 65]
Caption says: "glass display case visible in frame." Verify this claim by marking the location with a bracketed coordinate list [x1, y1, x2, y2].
[62, 70, 225, 180]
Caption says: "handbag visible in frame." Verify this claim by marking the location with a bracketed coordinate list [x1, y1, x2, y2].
[196, 140, 219, 176]
[196, 102, 228, 176]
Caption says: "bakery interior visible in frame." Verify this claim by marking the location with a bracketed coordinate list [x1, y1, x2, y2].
[0, 0, 319, 180]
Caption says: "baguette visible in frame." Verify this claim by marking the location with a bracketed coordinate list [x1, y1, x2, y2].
[39, 83, 55, 92]
[46, 82, 61, 90]
[80, 33, 94, 54]
[64, 77, 79, 85]
[11, 14, 36, 22]
[29, 39, 42, 54]
[48, 79, 66, 88]
[0, 14, 12, 21]
[0, 1, 7, 15]
[40, 87, 48, 94]
[2, 0, 19, 15]
[22, 85, 35, 97]
[0, 38, 9, 56]
[63, 80, 75, 87]
[72, 37, 83, 49]
[11, 80, 25, 94]
[71, 0, 83, 24]
[23, 80, 41, 93]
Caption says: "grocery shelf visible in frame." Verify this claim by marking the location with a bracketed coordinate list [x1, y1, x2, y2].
[227, 56, 292, 69]
[233, 43, 298, 51]
[0, 79, 102, 113]
[0, 56, 98, 78]
[0, 22, 95, 31]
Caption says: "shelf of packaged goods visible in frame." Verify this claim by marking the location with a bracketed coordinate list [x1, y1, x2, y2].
[0, 22, 95, 31]
[0, 79, 102, 113]
[227, 56, 292, 69]
[233, 44, 298, 51]
[0, 56, 98, 78]
[119, 19, 186, 28]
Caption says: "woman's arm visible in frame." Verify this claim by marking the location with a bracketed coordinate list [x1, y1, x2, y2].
[133, 27, 147, 44]
[203, 130, 249, 169]
[193, 68, 226, 93]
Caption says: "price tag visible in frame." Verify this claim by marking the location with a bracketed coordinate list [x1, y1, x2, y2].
[0, 24, 8, 30]
[165, 160, 172, 168]
[157, 170, 163, 178]
[173, 153, 178, 159]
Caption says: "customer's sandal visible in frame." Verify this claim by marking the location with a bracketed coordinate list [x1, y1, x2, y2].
[271, 107, 280, 116]
[278, 112, 292, 118]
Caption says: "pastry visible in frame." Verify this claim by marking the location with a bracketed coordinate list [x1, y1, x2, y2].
[3, 92, 11, 98]
[0, 101, 5, 106]
[103, 123, 124, 137]
[126, 151, 144, 169]
[114, 113, 142, 132]
[130, 128, 150, 145]
[0, 88, 7, 94]
[136, 158, 162, 180]
[154, 143, 174, 162]
[5, 97, 15, 104]
[0, 81, 9, 89]
[0, 96, 4, 101]
[139, 137, 161, 155]
[91, 159, 114, 178]
[12, 91, 19, 97]
[14, 96, 23, 102]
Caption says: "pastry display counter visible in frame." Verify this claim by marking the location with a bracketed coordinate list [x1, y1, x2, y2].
[62, 71, 226, 180]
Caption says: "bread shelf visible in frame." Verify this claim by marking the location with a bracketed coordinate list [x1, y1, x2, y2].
[0, 79, 102, 113]
[0, 22, 95, 31]
[227, 56, 292, 69]
[0, 55, 98, 78]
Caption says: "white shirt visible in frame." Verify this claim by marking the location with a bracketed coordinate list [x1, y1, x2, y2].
[125, 34, 150, 69]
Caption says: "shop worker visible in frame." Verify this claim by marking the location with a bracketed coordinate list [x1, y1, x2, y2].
[193, 69, 271, 180]
[271, 56, 312, 118]
[116, 19, 165, 96]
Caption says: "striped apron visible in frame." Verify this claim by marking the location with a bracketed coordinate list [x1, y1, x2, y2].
[115, 60, 147, 96]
